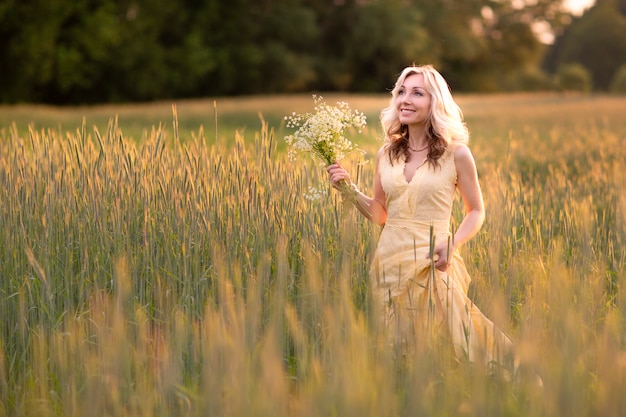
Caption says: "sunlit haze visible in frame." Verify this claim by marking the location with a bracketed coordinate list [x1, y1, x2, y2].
[565, 0, 595, 15]
[534, 0, 596, 43]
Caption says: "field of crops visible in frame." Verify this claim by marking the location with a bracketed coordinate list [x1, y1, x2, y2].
[0, 93, 625, 416]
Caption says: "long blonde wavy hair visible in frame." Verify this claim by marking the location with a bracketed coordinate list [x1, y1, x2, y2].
[380, 65, 469, 167]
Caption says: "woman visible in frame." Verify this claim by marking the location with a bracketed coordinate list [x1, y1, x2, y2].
[327, 65, 514, 368]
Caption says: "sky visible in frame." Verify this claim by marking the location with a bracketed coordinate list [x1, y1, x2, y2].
[565, 0, 596, 15]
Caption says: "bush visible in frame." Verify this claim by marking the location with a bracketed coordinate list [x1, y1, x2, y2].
[609, 64, 626, 94]
[556, 63, 593, 92]
[516, 67, 554, 91]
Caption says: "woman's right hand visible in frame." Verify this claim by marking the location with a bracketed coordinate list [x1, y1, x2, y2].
[326, 162, 351, 190]
[327, 156, 387, 225]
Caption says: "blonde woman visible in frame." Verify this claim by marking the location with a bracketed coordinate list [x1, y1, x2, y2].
[327, 65, 515, 369]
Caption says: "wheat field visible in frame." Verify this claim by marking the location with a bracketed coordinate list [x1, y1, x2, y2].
[0, 93, 625, 416]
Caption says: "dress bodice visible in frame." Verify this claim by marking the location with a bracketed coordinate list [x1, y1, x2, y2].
[379, 147, 457, 226]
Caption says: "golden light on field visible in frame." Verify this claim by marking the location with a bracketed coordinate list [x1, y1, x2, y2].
[0, 93, 625, 416]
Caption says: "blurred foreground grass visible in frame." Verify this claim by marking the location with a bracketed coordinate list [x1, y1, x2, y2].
[0, 93, 625, 416]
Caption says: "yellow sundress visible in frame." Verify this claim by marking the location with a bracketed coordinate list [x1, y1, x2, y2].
[370, 146, 514, 366]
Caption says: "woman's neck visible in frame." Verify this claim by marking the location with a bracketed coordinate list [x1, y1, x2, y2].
[406, 124, 428, 149]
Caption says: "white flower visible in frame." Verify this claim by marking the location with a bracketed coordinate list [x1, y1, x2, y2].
[284, 95, 366, 165]
[304, 186, 328, 201]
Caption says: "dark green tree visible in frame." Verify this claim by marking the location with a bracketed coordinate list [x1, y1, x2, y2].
[344, 0, 433, 92]
[545, 0, 626, 90]
[227, 0, 320, 94]
[303, 0, 433, 92]
[610, 64, 626, 93]
[417, 0, 568, 91]
[0, 0, 585, 103]
[0, 0, 120, 102]
[100, 0, 219, 101]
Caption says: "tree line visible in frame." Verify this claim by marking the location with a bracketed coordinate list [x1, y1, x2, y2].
[1, 0, 625, 104]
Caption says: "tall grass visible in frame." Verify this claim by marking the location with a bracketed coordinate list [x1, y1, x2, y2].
[0, 94, 625, 416]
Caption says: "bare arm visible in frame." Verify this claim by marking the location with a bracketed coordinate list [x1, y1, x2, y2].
[326, 147, 388, 225]
[431, 144, 485, 271]
[452, 144, 485, 248]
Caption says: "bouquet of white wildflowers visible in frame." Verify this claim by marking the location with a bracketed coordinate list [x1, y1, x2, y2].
[284, 95, 366, 165]
[284, 95, 369, 213]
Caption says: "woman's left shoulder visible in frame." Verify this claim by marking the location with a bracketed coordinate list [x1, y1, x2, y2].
[450, 142, 474, 162]
[450, 143, 478, 179]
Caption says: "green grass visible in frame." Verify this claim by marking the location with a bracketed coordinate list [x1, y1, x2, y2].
[0, 94, 389, 146]
[0, 93, 625, 416]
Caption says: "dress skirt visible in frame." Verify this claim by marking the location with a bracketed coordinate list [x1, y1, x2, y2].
[370, 217, 514, 366]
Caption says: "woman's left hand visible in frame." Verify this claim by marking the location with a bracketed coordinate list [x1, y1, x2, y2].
[428, 242, 453, 271]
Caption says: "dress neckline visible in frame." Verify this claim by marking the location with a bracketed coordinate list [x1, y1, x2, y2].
[402, 156, 427, 184]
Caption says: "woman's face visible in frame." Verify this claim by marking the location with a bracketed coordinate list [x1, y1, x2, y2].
[395, 73, 431, 127]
